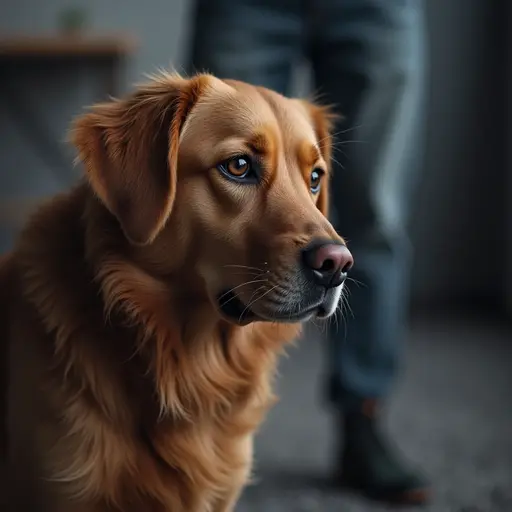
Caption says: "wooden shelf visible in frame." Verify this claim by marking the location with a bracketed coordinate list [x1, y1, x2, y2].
[0, 35, 137, 58]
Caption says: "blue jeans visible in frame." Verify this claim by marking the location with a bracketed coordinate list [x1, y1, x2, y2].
[189, 0, 427, 411]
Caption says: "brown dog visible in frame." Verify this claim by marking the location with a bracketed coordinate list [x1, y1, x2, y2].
[0, 72, 353, 511]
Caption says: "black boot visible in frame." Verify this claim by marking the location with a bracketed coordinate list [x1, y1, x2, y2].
[336, 399, 430, 505]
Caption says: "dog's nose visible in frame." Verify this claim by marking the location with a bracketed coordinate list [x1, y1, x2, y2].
[302, 242, 353, 288]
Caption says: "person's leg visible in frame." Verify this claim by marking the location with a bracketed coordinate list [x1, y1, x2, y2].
[309, 0, 429, 503]
[188, 0, 303, 96]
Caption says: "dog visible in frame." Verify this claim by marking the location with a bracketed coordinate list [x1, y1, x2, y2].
[0, 72, 353, 511]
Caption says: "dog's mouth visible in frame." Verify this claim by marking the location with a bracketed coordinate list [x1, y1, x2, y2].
[217, 290, 328, 325]
[217, 290, 258, 325]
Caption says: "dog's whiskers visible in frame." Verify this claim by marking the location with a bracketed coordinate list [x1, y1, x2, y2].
[330, 300, 344, 337]
[224, 264, 266, 273]
[330, 153, 345, 170]
[327, 286, 353, 339]
[316, 124, 364, 146]
[330, 139, 367, 147]
[231, 271, 267, 278]
[239, 284, 279, 323]
[218, 279, 268, 306]
[346, 276, 367, 289]
[224, 264, 272, 282]
[244, 284, 268, 310]
[341, 287, 354, 320]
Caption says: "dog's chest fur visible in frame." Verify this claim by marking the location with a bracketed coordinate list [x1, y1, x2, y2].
[4, 189, 299, 511]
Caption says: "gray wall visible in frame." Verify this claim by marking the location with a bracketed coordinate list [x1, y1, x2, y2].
[0, 0, 506, 309]
[507, 0, 512, 318]
[410, 0, 505, 307]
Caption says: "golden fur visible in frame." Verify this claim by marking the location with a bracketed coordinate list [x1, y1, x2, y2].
[0, 72, 344, 511]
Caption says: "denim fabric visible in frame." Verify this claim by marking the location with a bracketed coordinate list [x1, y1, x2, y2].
[189, 0, 427, 409]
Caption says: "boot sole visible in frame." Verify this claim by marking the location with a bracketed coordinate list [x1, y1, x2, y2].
[338, 478, 431, 506]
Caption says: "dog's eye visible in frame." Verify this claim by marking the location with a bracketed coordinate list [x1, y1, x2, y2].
[310, 169, 323, 194]
[226, 157, 250, 177]
[217, 155, 257, 183]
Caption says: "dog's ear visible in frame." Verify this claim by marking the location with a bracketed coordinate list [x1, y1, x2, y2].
[299, 101, 340, 217]
[71, 73, 209, 245]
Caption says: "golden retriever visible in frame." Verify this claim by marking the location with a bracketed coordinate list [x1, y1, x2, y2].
[0, 72, 353, 511]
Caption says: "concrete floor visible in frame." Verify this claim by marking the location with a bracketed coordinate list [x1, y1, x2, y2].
[237, 314, 512, 512]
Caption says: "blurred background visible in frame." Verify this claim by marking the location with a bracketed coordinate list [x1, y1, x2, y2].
[1, 1, 511, 511]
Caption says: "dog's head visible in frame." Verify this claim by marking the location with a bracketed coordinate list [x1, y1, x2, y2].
[72, 73, 353, 326]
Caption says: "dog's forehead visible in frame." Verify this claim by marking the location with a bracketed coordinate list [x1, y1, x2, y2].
[254, 85, 319, 144]
[184, 77, 318, 147]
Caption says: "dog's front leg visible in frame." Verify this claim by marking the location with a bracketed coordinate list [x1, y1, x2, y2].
[212, 435, 254, 512]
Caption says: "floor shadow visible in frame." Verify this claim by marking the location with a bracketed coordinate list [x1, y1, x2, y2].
[245, 467, 337, 495]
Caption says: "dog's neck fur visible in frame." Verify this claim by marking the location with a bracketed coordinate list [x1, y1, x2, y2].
[15, 184, 300, 507]
[20, 184, 299, 415]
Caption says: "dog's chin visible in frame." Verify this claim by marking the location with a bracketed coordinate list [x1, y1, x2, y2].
[216, 289, 340, 326]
